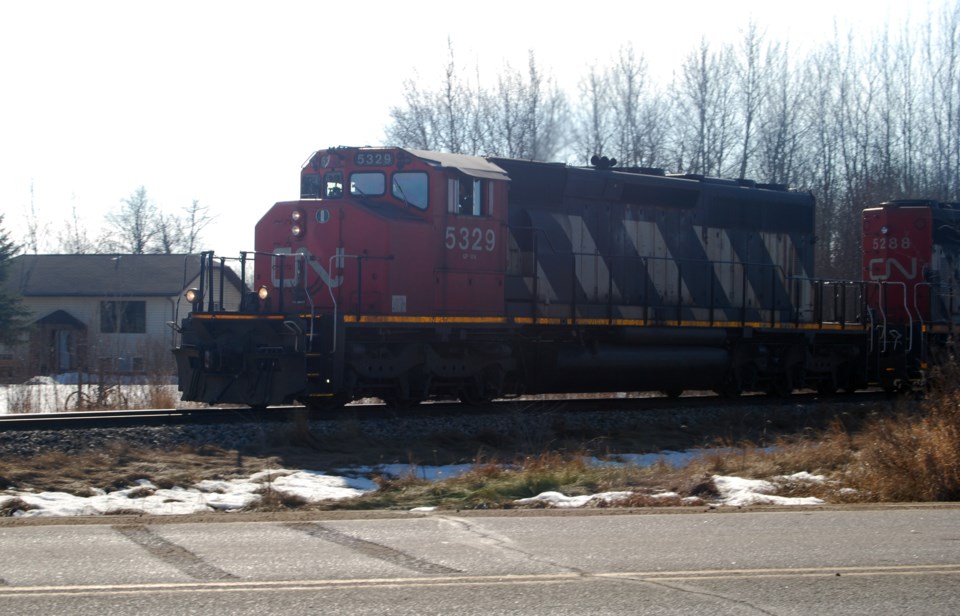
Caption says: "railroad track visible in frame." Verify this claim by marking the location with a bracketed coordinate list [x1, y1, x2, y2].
[0, 391, 893, 432]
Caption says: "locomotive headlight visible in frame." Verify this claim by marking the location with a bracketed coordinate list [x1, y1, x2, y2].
[291, 209, 306, 238]
[881, 226, 889, 234]
[257, 285, 270, 301]
[185, 288, 201, 304]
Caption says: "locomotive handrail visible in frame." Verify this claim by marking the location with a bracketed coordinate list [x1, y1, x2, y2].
[914, 282, 930, 332]
[789, 277, 868, 329]
[914, 281, 932, 366]
[517, 231, 814, 327]
[893, 281, 914, 353]
[551, 248, 801, 326]
[869, 280, 913, 354]
[864, 280, 887, 352]
[912, 281, 958, 326]
[283, 251, 317, 346]
[508, 224, 559, 322]
[865, 280, 887, 354]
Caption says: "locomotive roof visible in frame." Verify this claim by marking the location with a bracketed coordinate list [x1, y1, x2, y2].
[404, 149, 511, 182]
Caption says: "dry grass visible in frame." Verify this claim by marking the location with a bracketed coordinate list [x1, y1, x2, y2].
[0, 497, 37, 516]
[1, 442, 281, 496]
[843, 391, 960, 502]
[4, 385, 960, 512]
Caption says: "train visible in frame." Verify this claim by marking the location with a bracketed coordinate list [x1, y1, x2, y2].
[172, 146, 960, 409]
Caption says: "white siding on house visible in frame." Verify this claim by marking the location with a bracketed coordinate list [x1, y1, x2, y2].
[19, 295, 182, 367]
[3, 255, 246, 378]
[182, 272, 245, 312]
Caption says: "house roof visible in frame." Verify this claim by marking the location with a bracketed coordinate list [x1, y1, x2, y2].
[5, 254, 245, 298]
[35, 309, 86, 328]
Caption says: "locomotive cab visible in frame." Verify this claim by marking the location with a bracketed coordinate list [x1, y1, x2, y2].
[176, 147, 513, 407]
[259, 147, 511, 318]
[862, 200, 960, 388]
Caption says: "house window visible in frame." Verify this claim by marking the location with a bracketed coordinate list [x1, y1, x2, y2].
[100, 301, 146, 334]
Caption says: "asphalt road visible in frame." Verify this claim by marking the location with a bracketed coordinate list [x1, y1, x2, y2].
[1, 507, 959, 615]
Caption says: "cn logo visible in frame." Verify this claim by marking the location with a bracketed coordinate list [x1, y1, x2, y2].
[271, 248, 344, 288]
[868, 257, 917, 281]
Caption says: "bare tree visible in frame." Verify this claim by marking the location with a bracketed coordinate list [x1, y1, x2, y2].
[386, 74, 439, 150]
[484, 52, 567, 159]
[55, 204, 97, 254]
[571, 63, 614, 163]
[609, 45, 648, 166]
[152, 211, 183, 254]
[384, 11, 958, 249]
[435, 39, 472, 154]
[924, 2, 960, 200]
[675, 39, 737, 176]
[735, 21, 769, 179]
[181, 199, 215, 253]
[105, 186, 158, 254]
[526, 53, 567, 161]
[756, 42, 804, 185]
[23, 181, 41, 255]
[487, 64, 526, 157]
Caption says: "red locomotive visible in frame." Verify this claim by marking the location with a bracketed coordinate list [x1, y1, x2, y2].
[172, 147, 959, 408]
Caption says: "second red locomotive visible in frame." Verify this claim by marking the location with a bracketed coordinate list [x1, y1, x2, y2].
[173, 146, 958, 408]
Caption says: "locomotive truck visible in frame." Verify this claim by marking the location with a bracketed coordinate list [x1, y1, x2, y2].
[172, 146, 960, 409]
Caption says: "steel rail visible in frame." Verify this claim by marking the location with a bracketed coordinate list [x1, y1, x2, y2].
[0, 391, 892, 433]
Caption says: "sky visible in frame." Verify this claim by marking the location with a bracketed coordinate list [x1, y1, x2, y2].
[0, 0, 943, 258]
[0, 449, 827, 517]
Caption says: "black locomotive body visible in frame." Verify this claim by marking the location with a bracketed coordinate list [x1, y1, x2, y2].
[496, 158, 860, 397]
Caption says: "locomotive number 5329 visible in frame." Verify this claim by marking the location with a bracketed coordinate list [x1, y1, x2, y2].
[445, 226, 496, 252]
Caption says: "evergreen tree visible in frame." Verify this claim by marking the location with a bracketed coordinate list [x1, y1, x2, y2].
[0, 215, 28, 345]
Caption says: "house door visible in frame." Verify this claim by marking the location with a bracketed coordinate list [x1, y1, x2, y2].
[55, 330, 72, 372]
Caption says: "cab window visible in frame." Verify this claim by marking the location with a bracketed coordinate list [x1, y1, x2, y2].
[457, 178, 483, 216]
[323, 172, 343, 198]
[392, 172, 428, 210]
[350, 172, 385, 196]
[301, 173, 321, 198]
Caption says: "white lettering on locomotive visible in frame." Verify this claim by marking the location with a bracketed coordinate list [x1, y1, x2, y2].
[868, 256, 918, 281]
[271, 247, 344, 288]
[444, 226, 496, 252]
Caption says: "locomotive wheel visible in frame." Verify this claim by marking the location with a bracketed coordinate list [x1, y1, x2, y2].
[303, 394, 349, 413]
[816, 377, 838, 396]
[766, 375, 793, 397]
[714, 380, 742, 398]
[459, 392, 493, 406]
[714, 363, 747, 398]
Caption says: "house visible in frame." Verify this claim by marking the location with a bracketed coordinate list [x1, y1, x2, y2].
[1, 254, 245, 379]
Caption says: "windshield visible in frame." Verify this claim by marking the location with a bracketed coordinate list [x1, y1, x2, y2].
[350, 172, 385, 196]
[392, 172, 428, 209]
